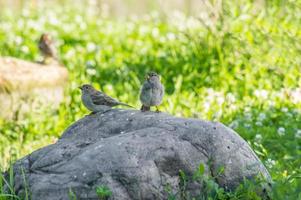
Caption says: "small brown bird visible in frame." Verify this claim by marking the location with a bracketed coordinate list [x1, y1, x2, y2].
[79, 84, 134, 113]
[38, 33, 57, 64]
[139, 72, 164, 112]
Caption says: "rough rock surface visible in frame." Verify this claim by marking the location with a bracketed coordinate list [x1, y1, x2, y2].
[8, 109, 271, 200]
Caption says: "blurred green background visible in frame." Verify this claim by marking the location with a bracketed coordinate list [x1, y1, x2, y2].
[0, 0, 300, 199]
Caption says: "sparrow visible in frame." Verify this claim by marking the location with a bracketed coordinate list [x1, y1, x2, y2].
[38, 33, 58, 64]
[139, 72, 164, 112]
[79, 84, 134, 113]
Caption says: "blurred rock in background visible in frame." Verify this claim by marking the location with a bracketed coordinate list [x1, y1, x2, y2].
[0, 57, 68, 119]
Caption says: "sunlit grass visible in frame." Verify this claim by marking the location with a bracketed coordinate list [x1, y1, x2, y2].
[0, 0, 300, 199]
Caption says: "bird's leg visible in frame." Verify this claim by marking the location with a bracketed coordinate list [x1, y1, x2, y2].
[155, 106, 160, 113]
[141, 105, 150, 112]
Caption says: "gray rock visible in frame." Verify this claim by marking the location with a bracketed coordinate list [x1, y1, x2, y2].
[6, 109, 271, 199]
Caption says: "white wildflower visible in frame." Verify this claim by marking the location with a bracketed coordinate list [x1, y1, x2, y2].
[286, 112, 293, 118]
[15, 36, 23, 45]
[240, 14, 251, 21]
[203, 101, 211, 112]
[255, 134, 262, 142]
[255, 121, 262, 126]
[244, 106, 251, 112]
[65, 49, 75, 58]
[229, 120, 239, 129]
[258, 113, 266, 121]
[167, 32, 176, 40]
[277, 127, 285, 136]
[281, 107, 288, 113]
[254, 89, 268, 100]
[290, 89, 301, 103]
[267, 100, 275, 107]
[217, 96, 225, 105]
[21, 46, 29, 53]
[75, 15, 83, 23]
[49, 15, 59, 25]
[86, 68, 96, 75]
[244, 123, 251, 128]
[21, 9, 30, 17]
[295, 130, 301, 138]
[213, 110, 222, 119]
[265, 158, 276, 168]
[244, 112, 252, 121]
[152, 28, 159, 37]
[79, 22, 87, 30]
[139, 26, 149, 35]
[229, 104, 237, 111]
[159, 36, 166, 43]
[226, 93, 236, 103]
[87, 42, 96, 52]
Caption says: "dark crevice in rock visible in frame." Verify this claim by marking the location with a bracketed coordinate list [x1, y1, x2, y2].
[31, 168, 66, 175]
[208, 159, 221, 184]
[180, 136, 210, 158]
[112, 174, 140, 200]
[152, 160, 164, 193]
[85, 172, 103, 187]
[156, 157, 183, 177]
[75, 141, 92, 148]
[28, 155, 34, 173]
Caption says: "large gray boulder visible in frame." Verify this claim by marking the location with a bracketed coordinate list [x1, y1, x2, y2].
[7, 109, 270, 199]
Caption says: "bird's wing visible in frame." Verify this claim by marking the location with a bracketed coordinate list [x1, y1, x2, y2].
[45, 40, 57, 57]
[141, 81, 152, 90]
[39, 41, 52, 56]
[159, 84, 164, 97]
[91, 91, 118, 106]
[41, 39, 57, 57]
[49, 43, 57, 58]
[140, 82, 152, 104]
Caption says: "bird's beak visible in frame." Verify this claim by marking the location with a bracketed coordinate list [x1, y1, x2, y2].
[78, 86, 83, 90]
[145, 75, 150, 80]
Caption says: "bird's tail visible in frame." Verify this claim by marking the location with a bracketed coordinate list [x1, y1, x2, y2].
[119, 102, 135, 108]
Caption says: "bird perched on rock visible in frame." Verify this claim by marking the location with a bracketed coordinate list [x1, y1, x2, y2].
[79, 84, 134, 113]
[38, 33, 58, 64]
[140, 71, 164, 112]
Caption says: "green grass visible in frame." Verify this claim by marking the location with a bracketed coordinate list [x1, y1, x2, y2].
[95, 185, 112, 200]
[0, 0, 301, 199]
